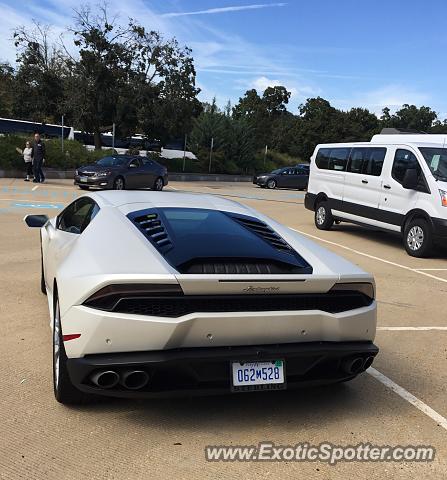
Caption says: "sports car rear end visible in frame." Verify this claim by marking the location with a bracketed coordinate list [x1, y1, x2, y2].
[56, 193, 378, 399]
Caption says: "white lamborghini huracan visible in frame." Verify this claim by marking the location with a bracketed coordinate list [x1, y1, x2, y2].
[25, 191, 378, 404]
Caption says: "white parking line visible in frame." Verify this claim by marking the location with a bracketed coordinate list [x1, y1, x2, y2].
[166, 186, 178, 190]
[290, 228, 447, 284]
[32, 185, 39, 191]
[367, 368, 447, 431]
[378, 326, 447, 331]
[414, 268, 447, 271]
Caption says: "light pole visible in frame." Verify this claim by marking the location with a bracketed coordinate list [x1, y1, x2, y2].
[112, 123, 116, 152]
[208, 137, 214, 173]
[263, 144, 268, 167]
[182, 133, 187, 172]
[61, 115, 64, 153]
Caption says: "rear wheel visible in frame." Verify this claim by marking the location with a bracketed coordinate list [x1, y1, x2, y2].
[315, 201, 334, 230]
[404, 218, 433, 257]
[267, 179, 277, 189]
[113, 177, 125, 190]
[153, 177, 164, 191]
[53, 295, 92, 405]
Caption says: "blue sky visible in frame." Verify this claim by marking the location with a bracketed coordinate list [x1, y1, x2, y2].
[1, 0, 447, 117]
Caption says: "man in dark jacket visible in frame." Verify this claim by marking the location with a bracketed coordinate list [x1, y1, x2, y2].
[31, 132, 46, 183]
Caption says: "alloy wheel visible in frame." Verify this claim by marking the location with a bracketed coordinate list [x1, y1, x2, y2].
[316, 206, 326, 226]
[155, 178, 163, 191]
[407, 226, 424, 251]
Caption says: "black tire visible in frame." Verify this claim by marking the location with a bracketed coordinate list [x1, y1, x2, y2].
[53, 295, 93, 405]
[267, 179, 277, 189]
[40, 235, 47, 295]
[40, 257, 46, 295]
[153, 176, 164, 191]
[78, 185, 89, 190]
[403, 218, 433, 257]
[315, 201, 334, 230]
[113, 176, 125, 190]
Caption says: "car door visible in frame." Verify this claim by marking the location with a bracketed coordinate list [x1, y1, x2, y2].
[341, 147, 386, 224]
[278, 168, 294, 188]
[141, 157, 157, 188]
[125, 158, 144, 189]
[43, 198, 99, 287]
[294, 168, 309, 189]
[378, 147, 421, 228]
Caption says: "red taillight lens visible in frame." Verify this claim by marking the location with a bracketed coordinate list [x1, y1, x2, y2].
[63, 333, 81, 341]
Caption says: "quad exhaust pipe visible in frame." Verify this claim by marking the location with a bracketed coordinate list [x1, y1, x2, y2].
[341, 356, 375, 375]
[90, 369, 149, 390]
[90, 370, 120, 389]
[119, 370, 150, 390]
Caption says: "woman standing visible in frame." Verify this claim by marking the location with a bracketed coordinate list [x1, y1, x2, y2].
[23, 141, 33, 181]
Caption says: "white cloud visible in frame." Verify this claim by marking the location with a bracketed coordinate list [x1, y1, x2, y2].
[162, 3, 287, 18]
[334, 84, 431, 114]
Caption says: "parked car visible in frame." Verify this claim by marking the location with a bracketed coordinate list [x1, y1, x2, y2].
[24, 190, 378, 404]
[305, 133, 447, 257]
[253, 166, 309, 190]
[74, 155, 168, 191]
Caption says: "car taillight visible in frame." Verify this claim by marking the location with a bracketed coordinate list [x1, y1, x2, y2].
[330, 282, 375, 300]
[83, 283, 183, 310]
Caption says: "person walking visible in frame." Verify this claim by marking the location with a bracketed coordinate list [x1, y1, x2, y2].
[31, 132, 46, 183]
[23, 141, 33, 181]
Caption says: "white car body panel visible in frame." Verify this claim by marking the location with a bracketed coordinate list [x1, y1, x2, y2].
[36, 191, 376, 359]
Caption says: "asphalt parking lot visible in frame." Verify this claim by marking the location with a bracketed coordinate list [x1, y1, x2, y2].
[0, 177, 446, 479]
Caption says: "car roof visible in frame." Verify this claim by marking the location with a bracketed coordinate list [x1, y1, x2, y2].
[85, 190, 253, 215]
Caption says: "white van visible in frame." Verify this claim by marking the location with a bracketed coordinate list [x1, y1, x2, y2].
[305, 134, 447, 257]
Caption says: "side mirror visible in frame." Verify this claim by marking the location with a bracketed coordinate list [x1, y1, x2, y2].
[402, 169, 419, 190]
[24, 214, 49, 228]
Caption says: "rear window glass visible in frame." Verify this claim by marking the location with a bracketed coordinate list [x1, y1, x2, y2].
[315, 148, 350, 171]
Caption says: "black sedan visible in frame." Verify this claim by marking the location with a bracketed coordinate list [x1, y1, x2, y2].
[253, 166, 309, 190]
[74, 155, 168, 191]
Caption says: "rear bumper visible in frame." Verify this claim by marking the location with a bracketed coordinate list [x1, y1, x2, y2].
[67, 341, 379, 398]
[62, 302, 377, 358]
[305, 192, 317, 211]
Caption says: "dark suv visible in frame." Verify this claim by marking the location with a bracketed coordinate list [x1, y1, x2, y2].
[74, 155, 168, 191]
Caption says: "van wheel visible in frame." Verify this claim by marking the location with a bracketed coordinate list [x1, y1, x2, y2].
[315, 202, 334, 230]
[404, 219, 433, 257]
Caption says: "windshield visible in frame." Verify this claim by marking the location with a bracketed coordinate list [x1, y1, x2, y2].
[419, 148, 447, 181]
[271, 169, 282, 174]
[96, 156, 127, 167]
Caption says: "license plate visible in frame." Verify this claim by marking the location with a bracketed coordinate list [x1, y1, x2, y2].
[79, 176, 88, 183]
[231, 360, 285, 392]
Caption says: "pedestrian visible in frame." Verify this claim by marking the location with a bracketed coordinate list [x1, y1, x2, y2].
[31, 132, 46, 183]
[22, 140, 33, 181]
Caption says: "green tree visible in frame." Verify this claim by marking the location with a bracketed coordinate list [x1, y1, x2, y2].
[0, 62, 14, 117]
[12, 22, 66, 123]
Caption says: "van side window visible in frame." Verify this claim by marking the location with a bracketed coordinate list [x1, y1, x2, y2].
[392, 149, 421, 184]
[347, 147, 386, 176]
[315, 148, 350, 171]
